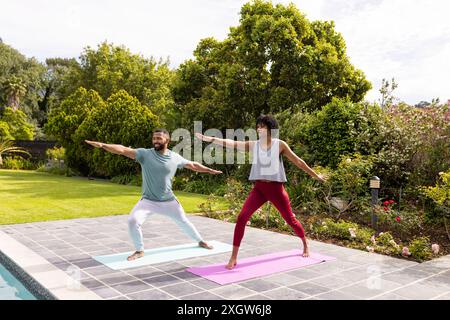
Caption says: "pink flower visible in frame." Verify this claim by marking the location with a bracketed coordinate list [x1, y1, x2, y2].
[402, 247, 411, 257]
[383, 201, 390, 206]
[384, 207, 389, 211]
[395, 216, 401, 222]
[348, 228, 357, 239]
[431, 244, 440, 255]
[246, 221, 251, 226]
[224, 218, 229, 222]
[389, 200, 395, 204]
[366, 246, 375, 253]
[370, 235, 376, 244]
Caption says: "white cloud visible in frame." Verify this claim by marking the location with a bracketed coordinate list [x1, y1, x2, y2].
[1, 0, 449, 104]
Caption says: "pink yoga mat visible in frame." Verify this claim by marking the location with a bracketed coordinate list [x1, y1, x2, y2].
[186, 250, 336, 285]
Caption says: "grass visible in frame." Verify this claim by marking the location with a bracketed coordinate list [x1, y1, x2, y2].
[0, 169, 230, 225]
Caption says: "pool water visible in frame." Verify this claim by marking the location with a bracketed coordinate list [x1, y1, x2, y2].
[0, 263, 37, 300]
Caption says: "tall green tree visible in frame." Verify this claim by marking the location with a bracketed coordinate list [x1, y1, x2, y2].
[172, 0, 371, 131]
[0, 42, 47, 118]
[56, 42, 175, 128]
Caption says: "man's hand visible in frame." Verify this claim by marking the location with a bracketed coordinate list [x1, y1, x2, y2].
[195, 133, 214, 143]
[85, 140, 103, 148]
[209, 168, 223, 175]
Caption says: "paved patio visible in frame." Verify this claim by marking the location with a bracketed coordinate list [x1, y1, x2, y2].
[1, 214, 449, 300]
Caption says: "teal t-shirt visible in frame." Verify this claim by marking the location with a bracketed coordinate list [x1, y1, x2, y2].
[135, 148, 191, 202]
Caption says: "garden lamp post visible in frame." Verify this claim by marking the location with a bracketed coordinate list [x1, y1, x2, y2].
[370, 176, 380, 231]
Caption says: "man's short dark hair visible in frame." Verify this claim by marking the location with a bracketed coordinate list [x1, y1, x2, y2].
[153, 128, 170, 140]
[256, 114, 279, 130]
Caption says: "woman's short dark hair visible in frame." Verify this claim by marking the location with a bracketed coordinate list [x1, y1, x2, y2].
[256, 114, 279, 130]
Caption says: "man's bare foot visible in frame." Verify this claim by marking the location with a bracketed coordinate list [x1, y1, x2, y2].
[225, 258, 237, 270]
[199, 241, 213, 249]
[127, 251, 144, 261]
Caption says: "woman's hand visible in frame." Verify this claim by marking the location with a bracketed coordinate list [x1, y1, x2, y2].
[315, 173, 328, 182]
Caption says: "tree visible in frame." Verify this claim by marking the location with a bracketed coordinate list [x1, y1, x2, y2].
[172, 0, 371, 131]
[0, 42, 47, 118]
[3, 75, 27, 111]
[379, 77, 398, 110]
[73, 90, 160, 177]
[56, 42, 175, 128]
[0, 107, 35, 140]
[44, 87, 105, 174]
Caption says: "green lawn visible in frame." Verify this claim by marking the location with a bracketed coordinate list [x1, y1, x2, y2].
[0, 169, 229, 225]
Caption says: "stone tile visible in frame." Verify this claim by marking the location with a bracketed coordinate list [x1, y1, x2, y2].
[242, 294, 272, 300]
[264, 273, 305, 286]
[371, 293, 409, 300]
[285, 268, 323, 280]
[189, 278, 223, 290]
[338, 278, 402, 299]
[159, 282, 204, 298]
[97, 273, 138, 285]
[392, 282, 448, 300]
[128, 289, 174, 300]
[110, 280, 151, 295]
[91, 286, 122, 299]
[142, 274, 184, 287]
[379, 269, 432, 285]
[263, 287, 309, 300]
[125, 266, 165, 279]
[180, 292, 224, 300]
[71, 258, 103, 269]
[434, 292, 450, 300]
[289, 282, 331, 296]
[172, 271, 201, 281]
[81, 277, 105, 289]
[155, 262, 188, 274]
[315, 290, 361, 300]
[210, 284, 257, 300]
[239, 279, 281, 293]
[309, 275, 351, 289]
[83, 265, 120, 277]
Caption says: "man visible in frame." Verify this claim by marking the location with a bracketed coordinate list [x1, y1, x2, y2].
[85, 128, 222, 261]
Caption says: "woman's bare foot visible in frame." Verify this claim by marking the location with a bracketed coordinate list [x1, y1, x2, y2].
[301, 237, 310, 257]
[127, 251, 144, 261]
[302, 246, 310, 257]
[225, 258, 237, 270]
[199, 241, 213, 249]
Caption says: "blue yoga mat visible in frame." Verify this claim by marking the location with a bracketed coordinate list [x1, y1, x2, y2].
[93, 240, 232, 270]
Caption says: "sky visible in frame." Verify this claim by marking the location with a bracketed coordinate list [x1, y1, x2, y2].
[1, 0, 449, 105]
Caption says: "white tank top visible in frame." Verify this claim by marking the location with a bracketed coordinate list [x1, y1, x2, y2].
[248, 138, 287, 182]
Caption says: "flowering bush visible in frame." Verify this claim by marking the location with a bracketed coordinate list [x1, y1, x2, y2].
[408, 236, 433, 262]
[313, 218, 373, 244]
[374, 200, 423, 235]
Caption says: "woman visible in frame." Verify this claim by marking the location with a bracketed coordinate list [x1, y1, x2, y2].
[196, 115, 326, 270]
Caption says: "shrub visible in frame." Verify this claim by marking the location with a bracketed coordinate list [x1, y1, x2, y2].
[420, 169, 450, 237]
[314, 218, 373, 244]
[408, 236, 432, 262]
[0, 107, 34, 140]
[73, 89, 160, 177]
[373, 232, 401, 255]
[2, 156, 37, 170]
[110, 174, 142, 186]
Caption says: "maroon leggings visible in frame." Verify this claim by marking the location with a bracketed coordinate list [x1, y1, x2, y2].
[233, 180, 305, 247]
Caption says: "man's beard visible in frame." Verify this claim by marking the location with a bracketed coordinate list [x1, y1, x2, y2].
[153, 143, 165, 151]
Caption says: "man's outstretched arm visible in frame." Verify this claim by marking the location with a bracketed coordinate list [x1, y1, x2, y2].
[184, 161, 222, 174]
[85, 140, 137, 160]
